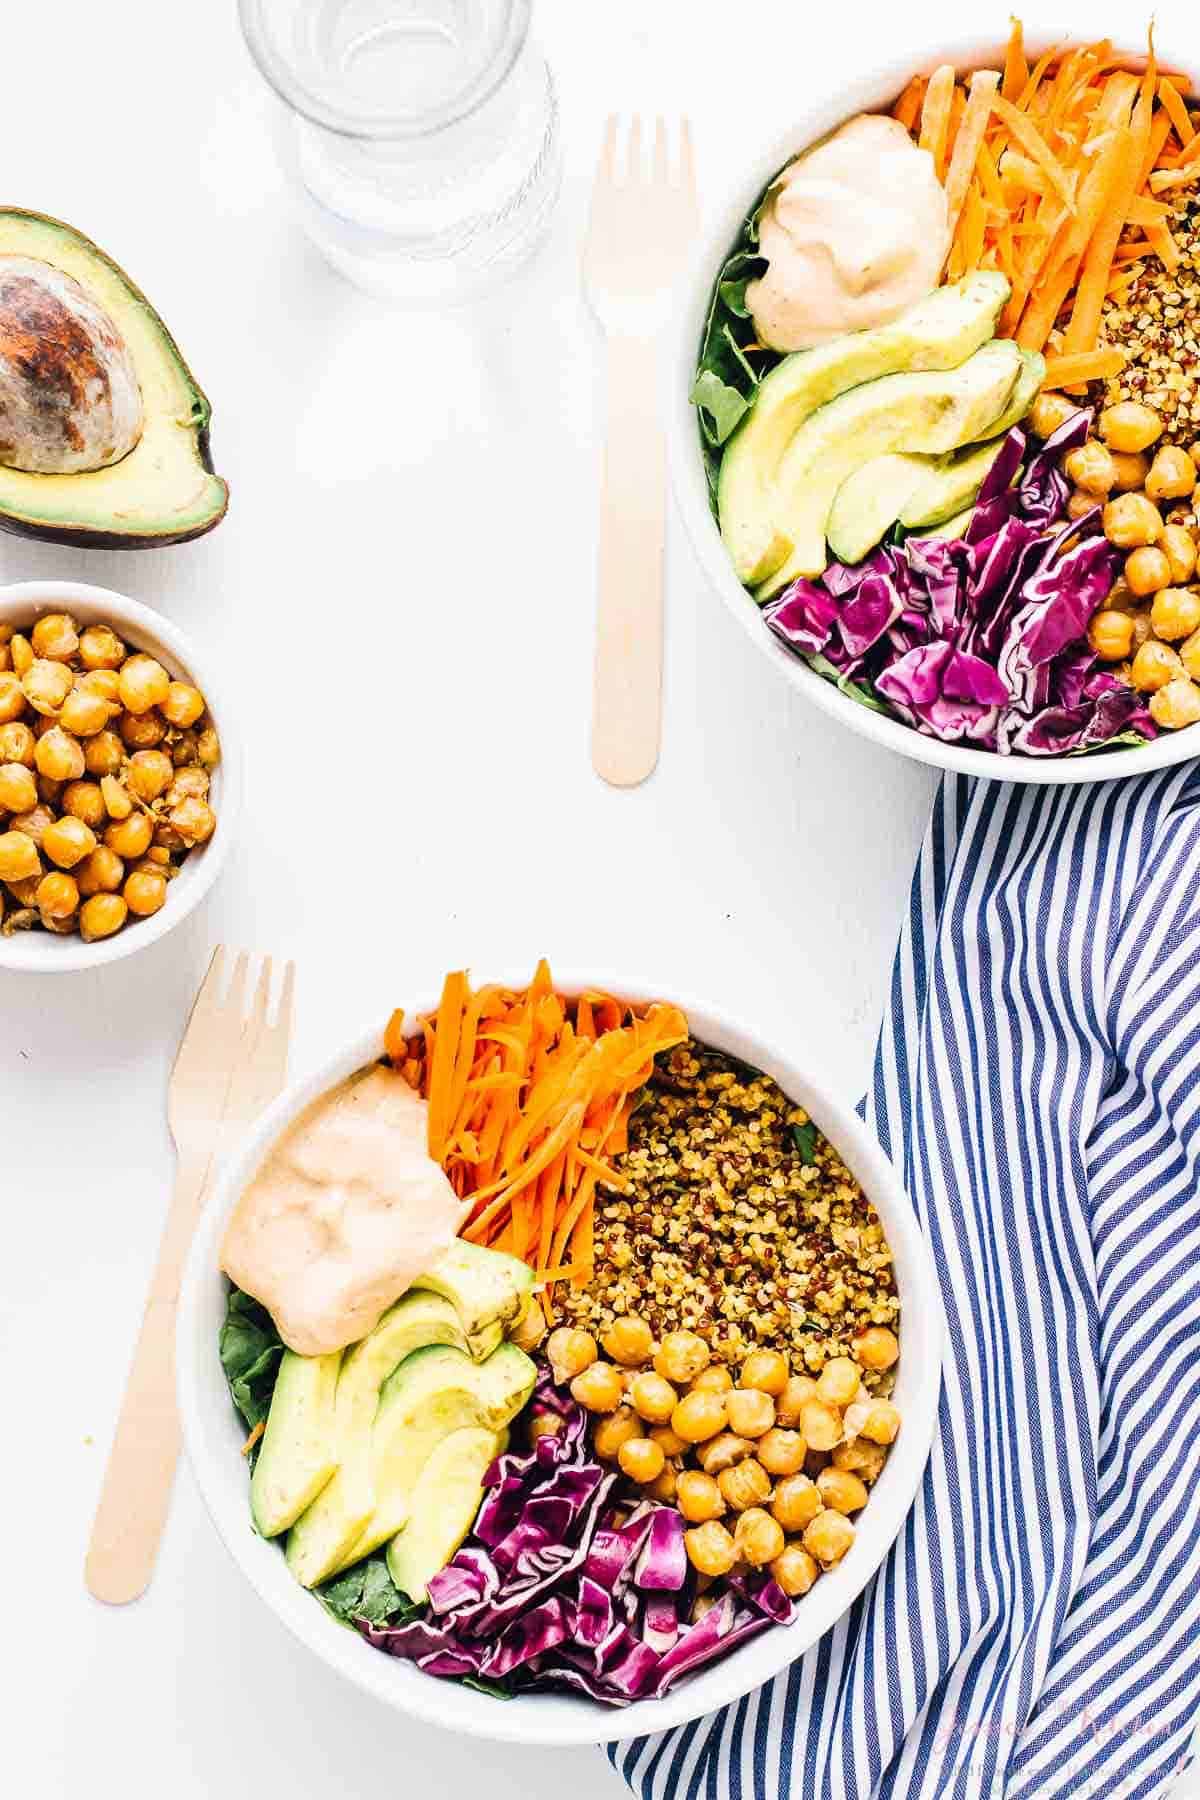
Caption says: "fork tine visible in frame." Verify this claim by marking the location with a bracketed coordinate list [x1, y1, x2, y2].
[189, 945, 227, 1018]
[627, 115, 642, 185]
[595, 113, 618, 191]
[277, 960, 296, 1040]
[225, 949, 249, 1022]
[679, 117, 697, 198]
[653, 115, 669, 186]
[247, 954, 272, 1033]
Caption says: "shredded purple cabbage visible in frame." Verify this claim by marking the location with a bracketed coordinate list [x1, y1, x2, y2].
[357, 1368, 794, 1705]
[763, 409, 1156, 756]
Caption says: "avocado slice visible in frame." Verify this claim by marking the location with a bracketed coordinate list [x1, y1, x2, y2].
[756, 339, 1023, 595]
[717, 272, 1009, 585]
[387, 1425, 507, 1602]
[250, 1349, 341, 1540]
[826, 453, 935, 565]
[283, 1290, 484, 1584]
[342, 1342, 535, 1572]
[912, 506, 974, 542]
[411, 1238, 534, 1352]
[0, 209, 228, 547]
[976, 349, 1045, 442]
[900, 439, 1009, 531]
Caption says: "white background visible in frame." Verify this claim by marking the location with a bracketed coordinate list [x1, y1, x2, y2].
[4, 2, 1196, 1796]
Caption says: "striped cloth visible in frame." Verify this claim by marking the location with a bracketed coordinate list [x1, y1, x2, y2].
[610, 769, 1200, 1800]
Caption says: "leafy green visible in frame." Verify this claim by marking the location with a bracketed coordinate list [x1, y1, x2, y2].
[1072, 729, 1151, 756]
[462, 1675, 514, 1701]
[219, 1286, 283, 1437]
[791, 1121, 818, 1164]
[315, 1553, 420, 1630]
[807, 653, 891, 715]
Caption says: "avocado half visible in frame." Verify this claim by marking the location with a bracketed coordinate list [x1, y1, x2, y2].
[0, 209, 228, 548]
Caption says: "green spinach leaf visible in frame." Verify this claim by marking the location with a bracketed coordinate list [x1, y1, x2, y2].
[316, 1554, 420, 1629]
[792, 1121, 818, 1164]
[806, 653, 892, 715]
[462, 1674, 514, 1701]
[219, 1286, 283, 1433]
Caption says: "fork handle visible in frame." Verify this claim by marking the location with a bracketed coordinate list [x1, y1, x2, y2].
[85, 1150, 213, 1605]
[591, 332, 666, 787]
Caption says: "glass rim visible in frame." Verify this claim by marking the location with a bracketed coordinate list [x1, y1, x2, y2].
[238, 0, 531, 141]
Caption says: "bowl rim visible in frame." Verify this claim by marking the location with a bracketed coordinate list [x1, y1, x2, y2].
[177, 970, 945, 1746]
[667, 27, 1200, 787]
[0, 579, 241, 972]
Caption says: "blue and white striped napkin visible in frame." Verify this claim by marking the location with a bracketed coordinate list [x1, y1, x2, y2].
[611, 768, 1200, 1800]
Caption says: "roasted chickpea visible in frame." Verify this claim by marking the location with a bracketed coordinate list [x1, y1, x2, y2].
[1067, 488, 1099, 522]
[770, 1473, 823, 1533]
[196, 725, 220, 768]
[629, 1371, 678, 1425]
[1149, 677, 1200, 730]
[58, 685, 113, 738]
[816, 1357, 861, 1407]
[60, 781, 107, 831]
[76, 846, 125, 897]
[757, 1427, 807, 1476]
[854, 1327, 900, 1372]
[22, 658, 72, 717]
[119, 708, 165, 749]
[1090, 610, 1135, 662]
[671, 1390, 728, 1444]
[776, 1375, 819, 1427]
[1099, 401, 1164, 454]
[528, 1412, 563, 1443]
[35, 871, 79, 920]
[162, 681, 205, 728]
[646, 1464, 677, 1503]
[601, 1316, 654, 1367]
[1130, 639, 1184, 692]
[1178, 626, 1200, 680]
[859, 1400, 901, 1446]
[34, 727, 84, 783]
[120, 750, 171, 807]
[100, 775, 133, 820]
[9, 804, 52, 847]
[1145, 445, 1197, 502]
[618, 1436, 666, 1484]
[1162, 524, 1198, 585]
[696, 1432, 755, 1475]
[770, 1545, 819, 1598]
[8, 634, 32, 678]
[117, 653, 170, 715]
[717, 1457, 771, 1512]
[77, 625, 126, 670]
[546, 1327, 597, 1384]
[169, 729, 198, 766]
[1125, 546, 1172, 597]
[676, 1470, 726, 1523]
[79, 892, 128, 942]
[104, 811, 153, 860]
[655, 1331, 710, 1385]
[37, 773, 63, 808]
[165, 766, 209, 807]
[1131, 608, 1155, 648]
[1110, 450, 1151, 493]
[684, 1520, 737, 1578]
[1103, 492, 1163, 549]
[0, 675, 24, 725]
[817, 1466, 869, 1514]
[168, 795, 216, 846]
[42, 816, 96, 870]
[1063, 441, 1117, 495]
[803, 1508, 856, 1567]
[0, 830, 40, 882]
[1029, 392, 1083, 439]
[739, 1349, 789, 1396]
[509, 1296, 547, 1353]
[726, 1388, 776, 1438]
[0, 721, 34, 766]
[79, 668, 121, 703]
[832, 1440, 887, 1482]
[800, 1400, 843, 1452]
[733, 1507, 786, 1568]
[569, 1360, 622, 1413]
[690, 1365, 734, 1395]
[649, 1424, 688, 1457]
[30, 612, 78, 661]
[1150, 587, 1200, 642]
[124, 868, 167, 916]
[0, 763, 37, 813]
[85, 730, 124, 777]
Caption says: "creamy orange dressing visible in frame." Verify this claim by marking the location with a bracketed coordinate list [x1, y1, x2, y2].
[220, 1065, 467, 1356]
[746, 114, 949, 352]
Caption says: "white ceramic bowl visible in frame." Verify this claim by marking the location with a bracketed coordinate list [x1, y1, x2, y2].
[178, 975, 945, 1746]
[0, 580, 241, 972]
[669, 30, 1199, 785]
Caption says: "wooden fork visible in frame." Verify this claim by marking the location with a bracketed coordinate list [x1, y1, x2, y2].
[85, 948, 295, 1605]
[584, 115, 699, 788]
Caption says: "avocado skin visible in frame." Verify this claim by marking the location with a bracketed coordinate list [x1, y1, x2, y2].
[0, 208, 229, 548]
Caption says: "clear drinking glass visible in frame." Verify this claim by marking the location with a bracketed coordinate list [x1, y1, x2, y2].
[239, 0, 562, 302]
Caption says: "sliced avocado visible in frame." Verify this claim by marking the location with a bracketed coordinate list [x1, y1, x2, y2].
[284, 1290, 484, 1588]
[412, 1239, 534, 1353]
[913, 506, 974, 541]
[387, 1425, 507, 1602]
[250, 1349, 341, 1540]
[977, 349, 1045, 441]
[717, 272, 1009, 584]
[900, 439, 1008, 531]
[0, 209, 228, 548]
[344, 1342, 535, 1570]
[756, 340, 1023, 595]
[826, 452, 935, 565]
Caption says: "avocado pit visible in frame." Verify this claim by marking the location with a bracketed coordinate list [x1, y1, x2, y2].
[0, 255, 143, 473]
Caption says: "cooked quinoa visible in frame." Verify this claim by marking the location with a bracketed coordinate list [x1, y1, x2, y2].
[1101, 183, 1200, 444]
[558, 1039, 900, 1389]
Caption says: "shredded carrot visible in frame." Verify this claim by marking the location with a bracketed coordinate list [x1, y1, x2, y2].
[944, 69, 1000, 239]
[1002, 18, 1029, 102]
[990, 94, 1075, 204]
[391, 965, 687, 1299]
[1149, 166, 1200, 195]
[241, 1421, 265, 1458]
[1157, 76, 1196, 146]
[1146, 221, 1182, 271]
[1042, 347, 1127, 385]
[892, 75, 927, 133]
[919, 65, 957, 174]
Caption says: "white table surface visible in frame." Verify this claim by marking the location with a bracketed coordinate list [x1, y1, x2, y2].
[6, 2, 1197, 1795]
